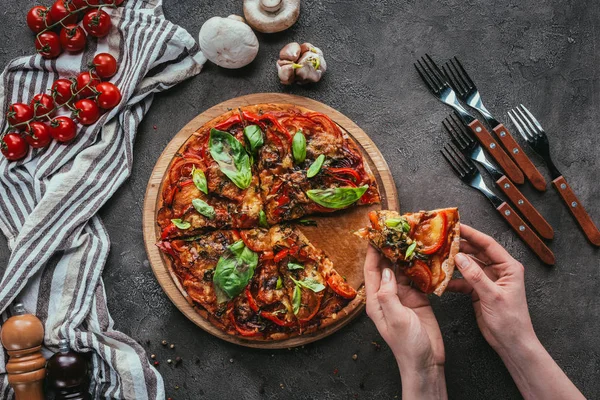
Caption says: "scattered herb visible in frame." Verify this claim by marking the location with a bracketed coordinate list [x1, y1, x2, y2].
[191, 166, 208, 194]
[307, 154, 325, 178]
[213, 240, 258, 301]
[171, 219, 191, 230]
[209, 128, 252, 189]
[405, 242, 417, 259]
[292, 130, 306, 164]
[192, 199, 216, 220]
[276, 276, 283, 290]
[306, 185, 369, 209]
[297, 219, 317, 227]
[385, 218, 402, 228]
[243, 125, 264, 154]
[291, 277, 326, 293]
[259, 210, 268, 228]
[292, 284, 301, 315]
[287, 262, 304, 270]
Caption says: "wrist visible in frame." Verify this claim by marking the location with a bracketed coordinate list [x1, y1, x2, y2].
[494, 328, 539, 360]
[399, 363, 447, 400]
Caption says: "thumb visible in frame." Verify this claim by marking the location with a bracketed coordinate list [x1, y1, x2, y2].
[376, 268, 408, 326]
[455, 253, 495, 295]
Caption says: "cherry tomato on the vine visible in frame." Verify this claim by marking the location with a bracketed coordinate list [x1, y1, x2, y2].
[74, 99, 100, 125]
[95, 82, 121, 109]
[7, 103, 34, 127]
[49, 0, 78, 25]
[25, 122, 53, 149]
[49, 116, 78, 142]
[27, 6, 53, 34]
[31, 94, 55, 117]
[52, 79, 76, 106]
[83, 10, 112, 38]
[76, 71, 101, 98]
[60, 25, 87, 53]
[35, 31, 62, 59]
[73, 0, 100, 7]
[92, 53, 118, 79]
[1, 133, 29, 161]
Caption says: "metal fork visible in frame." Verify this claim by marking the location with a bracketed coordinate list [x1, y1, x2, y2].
[508, 105, 600, 246]
[443, 57, 547, 191]
[441, 143, 555, 265]
[414, 54, 524, 184]
[443, 114, 553, 239]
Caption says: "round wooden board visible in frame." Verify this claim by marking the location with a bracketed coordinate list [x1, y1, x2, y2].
[143, 93, 398, 349]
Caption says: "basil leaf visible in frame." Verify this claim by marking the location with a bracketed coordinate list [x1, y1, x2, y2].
[306, 185, 369, 209]
[405, 242, 417, 259]
[292, 284, 301, 315]
[276, 276, 283, 290]
[287, 262, 304, 271]
[292, 130, 306, 164]
[306, 154, 325, 178]
[191, 166, 208, 194]
[291, 277, 326, 293]
[171, 219, 191, 230]
[209, 128, 252, 190]
[213, 240, 258, 300]
[259, 210, 268, 228]
[192, 198, 216, 220]
[244, 125, 264, 156]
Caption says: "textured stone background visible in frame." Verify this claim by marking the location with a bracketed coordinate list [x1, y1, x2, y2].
[2, 0, 600, 399]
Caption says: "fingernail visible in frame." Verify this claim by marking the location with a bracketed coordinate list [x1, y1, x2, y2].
[382, 268, 392, 283]
[455, 253, 468, 269]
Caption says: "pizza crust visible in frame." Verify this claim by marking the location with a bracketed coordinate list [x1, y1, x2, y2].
[433, 219, 460, 296]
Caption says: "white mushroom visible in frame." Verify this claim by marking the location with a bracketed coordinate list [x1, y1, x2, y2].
[243, 0, 300, 33]
[198, 15, 259, 69]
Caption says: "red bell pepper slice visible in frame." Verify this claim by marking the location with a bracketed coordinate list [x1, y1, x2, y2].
[214, 114, 242, 131]
[327, 167, 362, 182]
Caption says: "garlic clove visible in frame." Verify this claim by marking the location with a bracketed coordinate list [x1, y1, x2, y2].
[279, 42, 301, 62]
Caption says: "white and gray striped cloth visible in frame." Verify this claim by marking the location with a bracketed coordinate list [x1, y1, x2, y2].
[0, 1, 205, 398]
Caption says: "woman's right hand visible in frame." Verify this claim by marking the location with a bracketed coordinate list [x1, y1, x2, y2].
[446, 224, 536, 353]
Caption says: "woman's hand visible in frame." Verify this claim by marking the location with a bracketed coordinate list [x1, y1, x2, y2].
[364, 245, 447, 399]
[446, 224, 536, 353]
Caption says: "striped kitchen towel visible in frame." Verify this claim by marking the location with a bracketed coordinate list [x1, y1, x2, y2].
[0, 0, 205, 398]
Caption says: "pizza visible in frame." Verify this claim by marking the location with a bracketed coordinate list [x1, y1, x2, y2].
[355, 208, 460, 296]
[155, 104, 380, 339]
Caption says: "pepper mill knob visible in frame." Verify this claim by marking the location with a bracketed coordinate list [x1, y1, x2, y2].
[0, 303, 46, 400]
[46, 338, 90, 400]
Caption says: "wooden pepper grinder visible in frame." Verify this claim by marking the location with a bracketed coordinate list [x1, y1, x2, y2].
[0, 303, 46, 400]
[46, 338, 90, 400]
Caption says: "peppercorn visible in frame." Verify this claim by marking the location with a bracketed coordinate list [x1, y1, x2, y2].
[170, 344, 175, 349]
[352, 354, 358, 361]
[150, 354, 156, 359]
[175, 357, 182, 365]
[154, 361, 159, 366]
[161, 340, 167, 346]
[167, 359, 172, 364]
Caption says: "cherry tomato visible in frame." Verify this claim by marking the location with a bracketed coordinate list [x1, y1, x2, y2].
[25, 122, 52, 148]
[60, 25, 87, 53]
[7, 103, 34, 128]
[30, 94, 55, 117]
[368, 210, 381, 230]
[49, 116, 77, 142]
[52, 78, 76, 106]
[27, 6, 53, 33]
[49, 0, 78, 25]
[74, 99, 100, 125]
[76, 71, 101, 98]
[83, 9, 112, 38]
[1, 133, 29, 161]
[404, 260, 433, 294]
[35, 32, 62, 59]
[95, 82, 121, 109]
[92, 53, 118, 79]
[326, 272, 357, 300]
[413, 211, 448, 255]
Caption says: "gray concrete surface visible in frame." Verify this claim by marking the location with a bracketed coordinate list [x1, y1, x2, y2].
[2, 0, 600, 399]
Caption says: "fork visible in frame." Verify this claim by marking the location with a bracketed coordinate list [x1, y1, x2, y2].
[441, 143, 555, 264]
[442, 57, 547, 192]
[508, 105, 600, 246]
[443, 114, 554, 239]
[414, 54, 524, 184]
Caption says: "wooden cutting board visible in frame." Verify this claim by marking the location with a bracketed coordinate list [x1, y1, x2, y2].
[142, 93, 398, 349]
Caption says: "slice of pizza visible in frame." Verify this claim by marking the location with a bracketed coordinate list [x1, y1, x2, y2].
[244, 105, 380, 224]
[355, 208, 460, 296]
[157, 224, 359, 339]
[157, 109, 263, 240]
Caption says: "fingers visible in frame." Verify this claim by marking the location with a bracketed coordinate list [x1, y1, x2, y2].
[454, 253, 497, 295]
[364, 246, 385, 322]
[460, 224, 514, 265]
[377, 268, 409, 325]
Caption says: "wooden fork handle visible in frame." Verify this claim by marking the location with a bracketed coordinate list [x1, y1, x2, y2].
[552, 176, 600, 246]
[496, 176, 554, 240]
[468, 120, 525, 184]
[493, 124, 547, 191]
[497, 202, 555, 265]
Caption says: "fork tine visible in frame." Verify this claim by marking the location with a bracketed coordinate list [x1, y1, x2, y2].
[508, 109, 534, 142]
[424, 54, 448, 86]
[415, 59, 441, 94]
[451, 57, 475, 89]
[441, 146, 465, 178]
[518, 105, 545, 135]
[443, 114, 473, 150]
[442, 142, 475, 178]
[450, 113, 475, 146]
[515, 106, 541, 138]
[442, 62, 467, 96]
